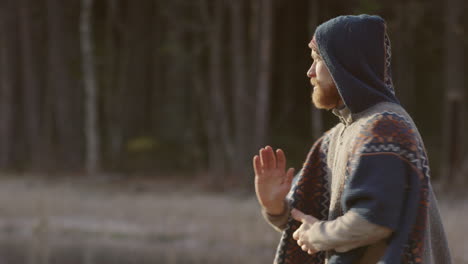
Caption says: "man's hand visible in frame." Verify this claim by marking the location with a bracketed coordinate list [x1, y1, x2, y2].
[253, 146, 295, 215]
[292, 208, 319, 255]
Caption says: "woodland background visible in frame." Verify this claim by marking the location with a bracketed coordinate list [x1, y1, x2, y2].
[0, 0, 467, 186]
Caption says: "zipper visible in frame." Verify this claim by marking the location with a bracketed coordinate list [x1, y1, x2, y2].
[338, 120, 347, 145]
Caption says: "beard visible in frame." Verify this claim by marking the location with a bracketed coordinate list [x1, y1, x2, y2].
[310, 79, 341, 110]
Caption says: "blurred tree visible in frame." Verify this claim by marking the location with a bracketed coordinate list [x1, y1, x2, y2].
[101, 0, 114, 165]
[46, 0, 83, 169]
[229, 0, 252, 181]
[202, 0, 234, 184]
[391, 1, 421, 114]
[255, 0, 274, 150]
[81, 0, 100, 173]
[19, 0, 44, 169]
[0, 0, 15, 169]
[102, 0, 124, 170]
[442, 0, 466, 186]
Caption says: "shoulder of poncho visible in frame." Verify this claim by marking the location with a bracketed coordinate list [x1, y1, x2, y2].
[360, 111, 415, 136]
[353, 111, 422, 162]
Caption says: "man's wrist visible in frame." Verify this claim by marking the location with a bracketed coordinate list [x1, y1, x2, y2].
[265, 200, 288, 216]
[261, 200, 291, 232]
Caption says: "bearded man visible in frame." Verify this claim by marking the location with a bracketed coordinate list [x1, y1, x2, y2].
[253, 15, 452, 264]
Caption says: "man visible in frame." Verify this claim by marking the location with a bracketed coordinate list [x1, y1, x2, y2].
[253, 15, 452, 264]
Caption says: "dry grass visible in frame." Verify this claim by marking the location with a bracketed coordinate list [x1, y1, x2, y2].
[438, 198, 468, 264]
[0, 174, 279, 263]
[0, 174, 466, 263]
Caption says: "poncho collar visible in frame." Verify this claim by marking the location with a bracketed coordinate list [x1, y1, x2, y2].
[332, 105, 353, 125]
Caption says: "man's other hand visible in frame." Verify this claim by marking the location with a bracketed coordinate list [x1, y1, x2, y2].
[292, 208, 319, 255]
[253, 146, 295, 215]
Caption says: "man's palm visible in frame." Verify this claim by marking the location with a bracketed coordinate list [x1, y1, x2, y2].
[253, 146, 295, 215]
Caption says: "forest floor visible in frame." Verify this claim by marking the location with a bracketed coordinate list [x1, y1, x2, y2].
[0, 173, 466, 264]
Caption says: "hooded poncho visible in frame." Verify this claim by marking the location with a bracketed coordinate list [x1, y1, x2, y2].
[272, 15, 452, 264]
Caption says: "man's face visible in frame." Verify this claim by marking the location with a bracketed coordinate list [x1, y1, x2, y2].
[307, 48, 342, 110]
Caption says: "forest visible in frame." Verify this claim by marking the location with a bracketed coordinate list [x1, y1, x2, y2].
[0, 0, 467, 188]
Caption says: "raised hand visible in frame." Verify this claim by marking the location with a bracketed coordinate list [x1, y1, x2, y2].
[253, 146, 295, 215]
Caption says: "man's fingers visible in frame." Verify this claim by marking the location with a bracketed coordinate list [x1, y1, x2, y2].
[292, 229, 299, 240]
[285, 168, 295, 185]
[253, 155, 263, 177]
[291, 208, 306, 223]
[260, 147, 272, 170]
[264, 146, 276, 169]
[297, 239, 304, 247]
[308, 249, 315, 255]
[259, 148, 266, 168]
[301, 244, 308, 252]
[276, 149, 286, 171]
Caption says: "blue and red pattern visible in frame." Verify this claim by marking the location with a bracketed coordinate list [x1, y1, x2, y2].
[274, 133, 331, 264]
[349, 112, 430, 264]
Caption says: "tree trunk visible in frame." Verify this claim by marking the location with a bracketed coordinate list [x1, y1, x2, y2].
[229, 0, 252, 181]
[209, 0, 234, 176]
[19, 0, 44, 169]
[151, 0, 162, 138]
[441, 0, 465, 185]
[81, 0, 100, 174]
[46, 0, 82, 169]
[255, 0, 273, 148]
[393, 2, 417, 114]
[124, 1, 153, 138]
[104, 0, 126, 170]
[0, 8, 15, 169]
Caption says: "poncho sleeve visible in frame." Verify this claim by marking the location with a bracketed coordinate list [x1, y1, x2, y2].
[342, 153, 415, 230]
[341, 113, 423, 230]
[331, 113, 428, 264]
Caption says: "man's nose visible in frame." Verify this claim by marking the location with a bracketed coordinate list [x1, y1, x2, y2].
[307, 64, 316, 78]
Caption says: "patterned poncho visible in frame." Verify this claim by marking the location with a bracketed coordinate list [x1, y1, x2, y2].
[273, 15, 451, 264]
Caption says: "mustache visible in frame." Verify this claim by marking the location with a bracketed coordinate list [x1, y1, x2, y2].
[310, 78, 318, 87]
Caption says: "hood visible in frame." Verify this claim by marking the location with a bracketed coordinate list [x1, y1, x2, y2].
[314, 15, 400, 114]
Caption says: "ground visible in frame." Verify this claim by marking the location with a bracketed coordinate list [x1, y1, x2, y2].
[0, 174, 466, 263]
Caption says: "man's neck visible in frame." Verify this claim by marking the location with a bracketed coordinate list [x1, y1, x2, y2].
[335, 100, 345, 110]
[332, 104, 353, 125]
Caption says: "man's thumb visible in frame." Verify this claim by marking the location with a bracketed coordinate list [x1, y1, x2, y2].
[291, 208, 306, 222]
